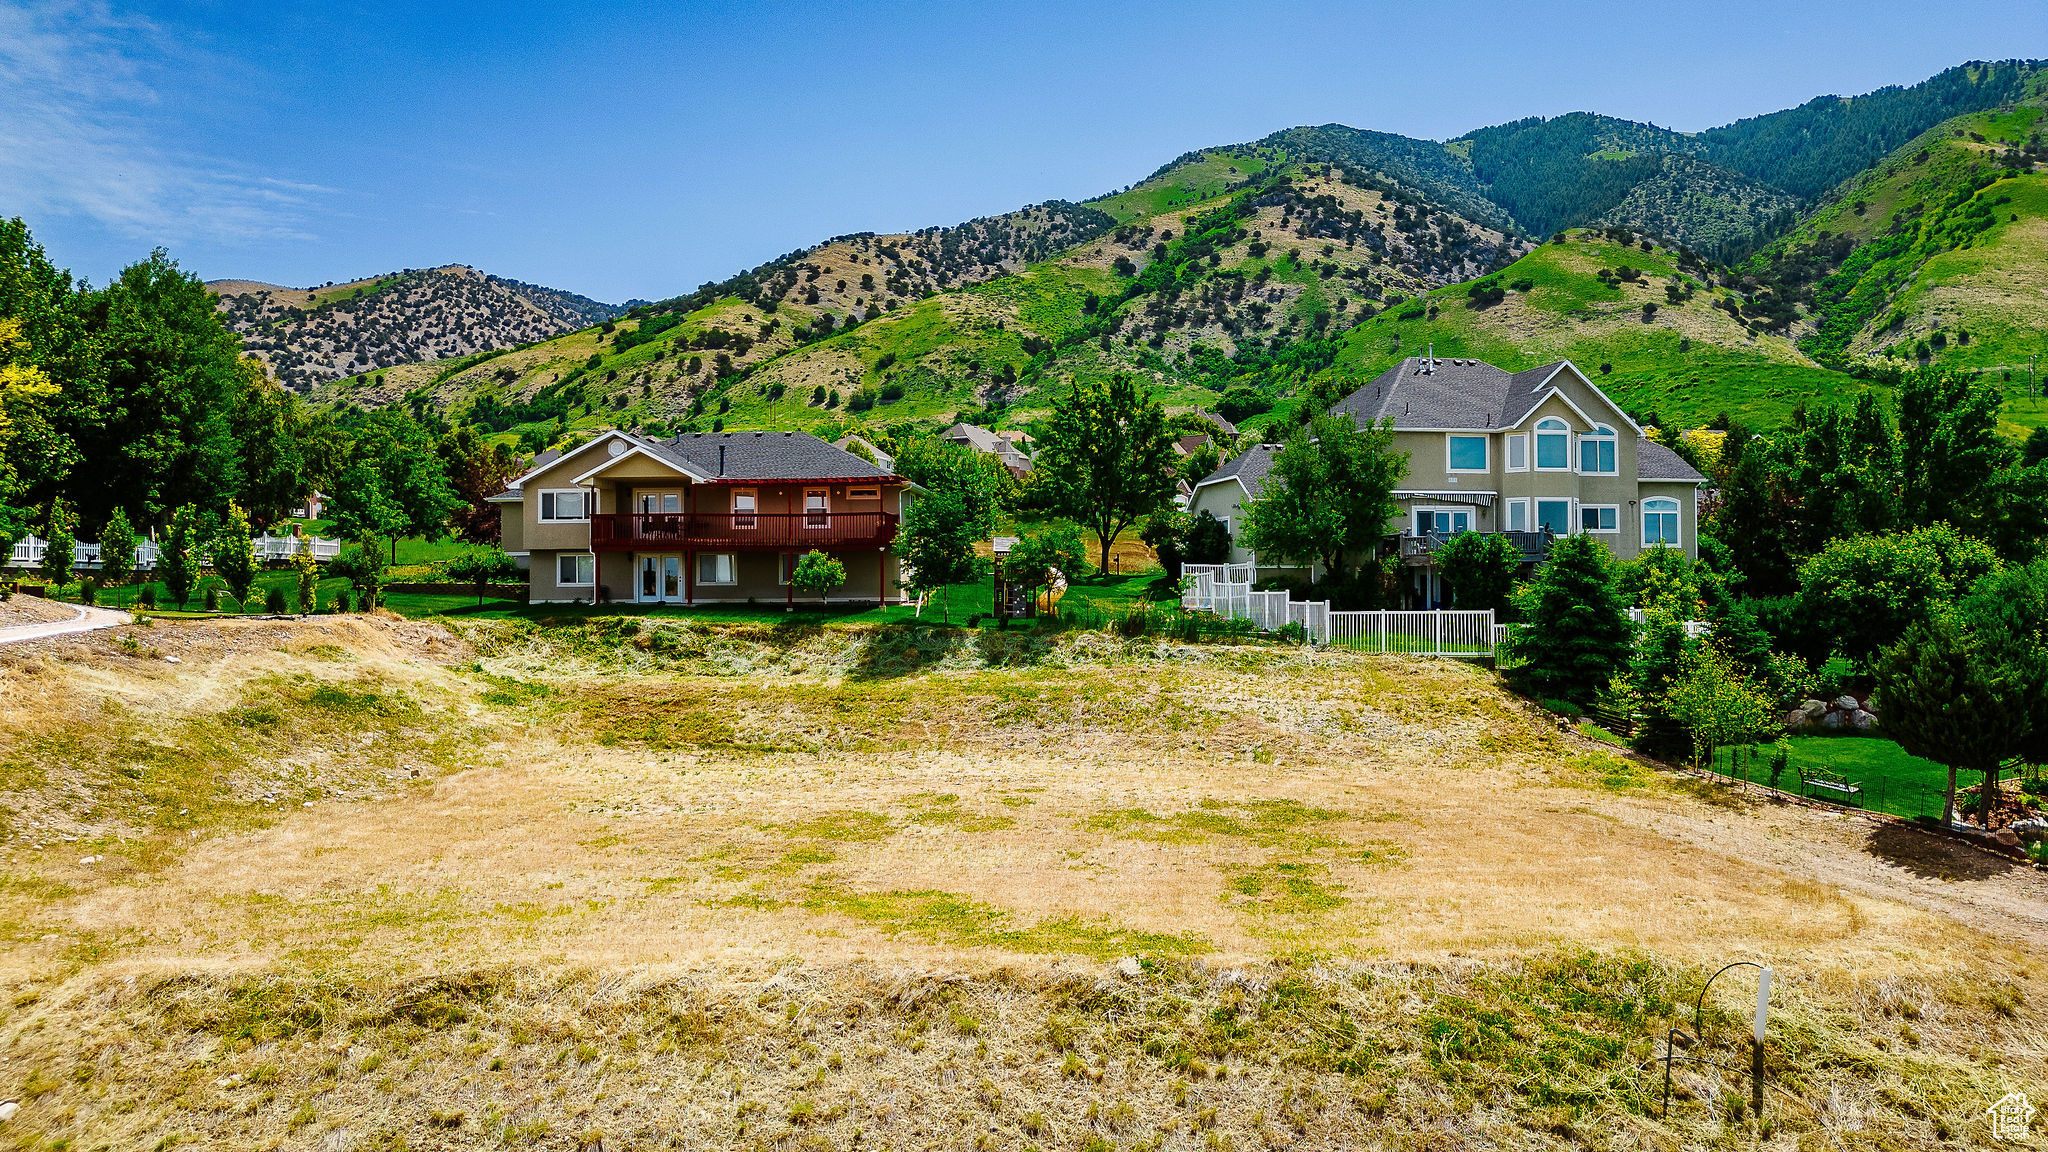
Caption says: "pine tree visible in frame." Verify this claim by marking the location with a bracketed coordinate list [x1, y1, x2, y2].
[1876, 616, 2028, 828]
[1505, 534, 1633, 707]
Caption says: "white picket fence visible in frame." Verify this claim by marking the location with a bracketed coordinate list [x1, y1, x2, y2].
[8, 533, 337, 571]
[1182, 563, 1499, 657]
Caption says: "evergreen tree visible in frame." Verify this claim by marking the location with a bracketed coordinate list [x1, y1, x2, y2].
[161, 506, 204, 610]
[293, 543, 320, 614]
[38, 498, 75, 586]
[211, 502, 257, 611]
[98, 506, 137, 589]
[1876, 616, 2029, 828]
[1505, 533, 1633, 707]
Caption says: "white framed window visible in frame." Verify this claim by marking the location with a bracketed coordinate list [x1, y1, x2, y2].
[1534, 418, 1571, 470]
[696, 553, 737, 584]
[730, 487, 757, 530]
[1580, 505, 1619, 533]
[1506, 434, 1528, 472]
[803, 487, 831, 528]
[1413, 507, 1472, 536]
[1506, 498, 1530, 532]
[1535, 499, 1572, 534]
[1579, 424, 1618, 475]
[1643, 498, 1681, 546]
[556, 552, 594, 587]
[1446, 434, 1489, 473]
[538, 489, 590, 522]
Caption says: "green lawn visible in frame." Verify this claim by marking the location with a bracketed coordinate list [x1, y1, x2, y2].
[1699, 734, 2018, 822]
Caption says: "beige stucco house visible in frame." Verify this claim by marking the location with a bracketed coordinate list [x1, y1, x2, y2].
[1187, 356, 1708, 607]
[492, 429, 912, 606]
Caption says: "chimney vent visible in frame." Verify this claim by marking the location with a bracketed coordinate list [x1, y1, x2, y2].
[718, 444, 726, 477]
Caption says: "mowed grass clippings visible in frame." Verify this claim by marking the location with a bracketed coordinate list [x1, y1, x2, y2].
[0, 615, 2041, 1148]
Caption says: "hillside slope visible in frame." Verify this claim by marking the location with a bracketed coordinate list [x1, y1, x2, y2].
[210, 266, 626, 392]
[1743, 88, 2048, 433]
[317, 161, 1529, 445]
[1319, 229, 1863, 430]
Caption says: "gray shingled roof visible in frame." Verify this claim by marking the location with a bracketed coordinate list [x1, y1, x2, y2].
[1198, 444, 1284, 496]
[1637, 437, 1708, 483]
[656, 430, 894, 482]
[1332, 357, 1580, 430]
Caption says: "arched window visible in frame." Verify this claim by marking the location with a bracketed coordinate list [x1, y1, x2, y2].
[1535, 418, 1570, 470]
[1579, 423, 1617, 474]
[1643, 498, 1680, 546]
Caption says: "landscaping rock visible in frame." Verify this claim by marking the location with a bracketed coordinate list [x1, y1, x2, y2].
[1834, 695, 1860, 712]
[1800, 699, 1827, 719]
[2009, 817, 2048, 843]
[1850, 710, 1878, 731]
[1782, 709, 1812, 731]
[1820, 711, 1846, 730]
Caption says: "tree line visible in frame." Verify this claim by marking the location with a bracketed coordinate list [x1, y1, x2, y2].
[0, 218, 521, 575]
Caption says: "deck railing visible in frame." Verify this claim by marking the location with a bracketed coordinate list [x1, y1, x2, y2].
[588, 511, 898, 551]
[1397, 528, 1553, 566]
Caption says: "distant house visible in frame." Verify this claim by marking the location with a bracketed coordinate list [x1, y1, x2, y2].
[491, 429, 913, 606]
[1172, 433, 1213, 457]
[833, 434, 895, 473]
[1198, 411, 1238, 438]
[942, 423, 1034, 477]
[1185, 443, 1291, 578]
[1189, 356, 1707, 608]
[290, 491, 328, 520]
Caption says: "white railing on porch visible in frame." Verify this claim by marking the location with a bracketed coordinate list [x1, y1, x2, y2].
[1181, 563, 1498, 657]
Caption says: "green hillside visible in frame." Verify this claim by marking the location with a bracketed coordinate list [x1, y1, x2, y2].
[1318, 231, 1866, 430]
[1745, 91, 2048, 435]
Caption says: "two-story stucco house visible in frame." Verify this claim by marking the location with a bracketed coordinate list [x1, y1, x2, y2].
[1187, 356, 1708, 607]
[491, 429, 912, 606]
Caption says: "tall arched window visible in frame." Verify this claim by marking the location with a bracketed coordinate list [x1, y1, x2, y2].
[1579, 423, 1617, 474]
[1643, 498, 1680, 546]
[1535, 418, 1570, 470]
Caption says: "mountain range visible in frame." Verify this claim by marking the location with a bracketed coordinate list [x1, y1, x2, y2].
[252, 59, 2044, 443]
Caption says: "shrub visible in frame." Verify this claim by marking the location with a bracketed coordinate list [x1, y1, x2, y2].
[265, 588, 288, 613]
[203, 585, 219, 612]
[334, 590, 352, 613]
[78, 578, 97, 606]
[135, 585, 158, 609]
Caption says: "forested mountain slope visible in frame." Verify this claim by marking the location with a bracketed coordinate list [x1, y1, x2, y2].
[306, 59, 2048, 450]
[208, 266, 626, 392]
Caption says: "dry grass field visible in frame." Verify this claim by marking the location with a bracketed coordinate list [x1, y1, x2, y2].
[0, 615, 2041, 1150]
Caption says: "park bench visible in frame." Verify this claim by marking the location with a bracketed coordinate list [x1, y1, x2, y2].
[1801, 767, 1864, 806]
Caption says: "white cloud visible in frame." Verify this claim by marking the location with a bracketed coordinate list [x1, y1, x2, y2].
[0, 1, 322, 248]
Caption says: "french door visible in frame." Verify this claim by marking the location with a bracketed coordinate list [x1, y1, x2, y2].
[638, 555, 684, 602]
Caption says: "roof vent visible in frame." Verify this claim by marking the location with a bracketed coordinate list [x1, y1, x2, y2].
[718, 444, 726, 477]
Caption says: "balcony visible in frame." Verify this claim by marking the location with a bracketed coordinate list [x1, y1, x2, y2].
[588, 511, 899, 552]
[1396, 529, 1553, 567]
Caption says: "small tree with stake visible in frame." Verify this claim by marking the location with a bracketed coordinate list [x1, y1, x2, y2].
[1664, 647, 1777, 771]
[791, 550, 847, 606]
[162, 507, 205, 610]
[293, 544, 320, 614]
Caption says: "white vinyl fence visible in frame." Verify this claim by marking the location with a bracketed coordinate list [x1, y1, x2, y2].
[1182, 563, 1499, 657]
[9, 533, 337, 572]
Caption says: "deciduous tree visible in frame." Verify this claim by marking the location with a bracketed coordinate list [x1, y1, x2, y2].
[1240, 414, 1404, 582]
[211, 502, 257, 611]
[1034, 375, 1178, 574]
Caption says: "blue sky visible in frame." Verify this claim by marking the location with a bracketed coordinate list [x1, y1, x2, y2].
[3, 1, 2040, 303]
